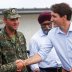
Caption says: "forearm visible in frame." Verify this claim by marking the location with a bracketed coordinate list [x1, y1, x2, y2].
[15, 53, 42, 71]
[24, 53, 42, 66]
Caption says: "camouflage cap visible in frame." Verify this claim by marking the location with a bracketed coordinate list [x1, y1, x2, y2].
[2, 8, 21, 19]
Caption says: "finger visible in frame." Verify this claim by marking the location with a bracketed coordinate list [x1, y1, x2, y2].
[16, 59, 21, 62]
[16, 59, 23, 63]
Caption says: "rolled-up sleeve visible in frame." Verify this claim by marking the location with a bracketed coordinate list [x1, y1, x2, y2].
[38, 37, 53, 60]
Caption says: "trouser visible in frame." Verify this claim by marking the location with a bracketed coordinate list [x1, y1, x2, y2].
[39, 67, 62, 72]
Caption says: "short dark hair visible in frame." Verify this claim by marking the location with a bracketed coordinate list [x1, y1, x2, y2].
[50, 3, 72, 20]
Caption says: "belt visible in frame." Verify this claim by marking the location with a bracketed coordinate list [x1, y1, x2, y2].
[39, 67, 62, 72]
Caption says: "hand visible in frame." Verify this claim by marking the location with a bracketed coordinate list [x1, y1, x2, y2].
[34, 68, 40, 72]
[15, 59, 24, 72]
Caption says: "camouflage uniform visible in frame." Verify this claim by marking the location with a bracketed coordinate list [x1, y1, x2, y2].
[0, 28, 28, 72]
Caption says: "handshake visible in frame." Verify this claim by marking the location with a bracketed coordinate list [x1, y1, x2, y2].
[15, 54, 41, 72]
[15, 59, 26, 72]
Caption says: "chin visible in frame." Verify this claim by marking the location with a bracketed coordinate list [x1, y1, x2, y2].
[14, 29, 17, 30]
[12, 28, 17, 31]
[13, 27, 18, 30]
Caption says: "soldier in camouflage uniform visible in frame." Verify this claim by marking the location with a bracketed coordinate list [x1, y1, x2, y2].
[0, 8, 28, 72]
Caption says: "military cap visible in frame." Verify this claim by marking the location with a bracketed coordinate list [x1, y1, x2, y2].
[2, 8, 21, 19]
[38, 12, 51, 24]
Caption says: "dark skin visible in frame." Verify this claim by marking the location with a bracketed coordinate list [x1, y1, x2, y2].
[32, 20, 52, 72]
[41, 20, 52, 35]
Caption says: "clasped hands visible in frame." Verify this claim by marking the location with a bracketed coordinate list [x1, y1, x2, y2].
[15, 59, 26, 72]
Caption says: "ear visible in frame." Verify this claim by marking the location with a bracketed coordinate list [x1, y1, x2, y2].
[63, 15, 67, 20]
[3, 17, 7, 23]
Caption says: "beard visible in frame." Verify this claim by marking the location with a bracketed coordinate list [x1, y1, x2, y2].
[42, 28, 51, 35]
